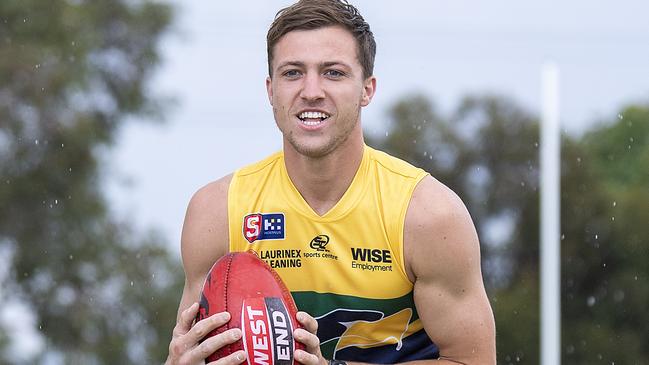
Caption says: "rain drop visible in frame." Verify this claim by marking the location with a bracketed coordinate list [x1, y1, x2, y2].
[61, 143, 65, 148]
[130, 281, 134, 286]
[385, 131, 389, 137]
[595, 234, 598, 240]
[612, 201, 617, 207]
[561, 234, 565, 240]
[587, 296, 596, 306]
[611, 216, 615, 221]
[35, 139, 39, 145]
[617, 114, 623, 120]
[35, 64, 40, 69]
[54, 199, 58, 205]
[69, 255, 74, 260]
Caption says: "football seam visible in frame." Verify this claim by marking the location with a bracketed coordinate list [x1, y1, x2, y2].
[224, 253, 234, 357]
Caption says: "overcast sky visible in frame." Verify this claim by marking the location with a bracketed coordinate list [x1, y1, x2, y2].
[106, 0, 649, 252]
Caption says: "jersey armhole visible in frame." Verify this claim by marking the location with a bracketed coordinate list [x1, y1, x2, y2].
[227, 171, 240, 253]
[394, 171, 429, 284]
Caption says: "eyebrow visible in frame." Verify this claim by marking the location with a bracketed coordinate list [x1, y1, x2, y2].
[276, 61, 352, 70]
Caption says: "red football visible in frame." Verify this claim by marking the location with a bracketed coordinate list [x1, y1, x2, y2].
[196, 251, 303, 364]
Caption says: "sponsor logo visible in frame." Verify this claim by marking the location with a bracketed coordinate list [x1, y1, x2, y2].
[350, 248, 393, 272]
[242, 297, 295, 365]
[244, 213, 285, 243]
[260, 249, 302, 268]
[309, 235, 330, 251]
[304, 235, 338, 261]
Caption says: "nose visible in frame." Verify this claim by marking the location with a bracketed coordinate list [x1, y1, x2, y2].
[299, 72, 325, 102]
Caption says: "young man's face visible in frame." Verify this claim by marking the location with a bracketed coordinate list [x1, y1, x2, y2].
[266, 26, 376, 158]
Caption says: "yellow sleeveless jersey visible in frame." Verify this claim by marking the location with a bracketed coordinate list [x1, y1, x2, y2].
[228, 145, 439, 362]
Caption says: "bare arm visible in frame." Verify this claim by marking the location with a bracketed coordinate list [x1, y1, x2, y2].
[403, 176, 496, 364]
[176, 175, 232, 320]
[166, 175, 248, 365]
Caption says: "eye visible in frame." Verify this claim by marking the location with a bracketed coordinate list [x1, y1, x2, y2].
[282, 69, 302, 78]
[324, 69, 345, 78]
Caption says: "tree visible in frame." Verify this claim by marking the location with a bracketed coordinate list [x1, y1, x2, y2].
[561, 105, 649, 364]
[367, 92, 649, 364]
[367, 93, 541, 363]
[0, 0, 182, 363]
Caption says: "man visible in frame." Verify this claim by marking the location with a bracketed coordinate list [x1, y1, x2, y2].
[166, 0, 496, 364]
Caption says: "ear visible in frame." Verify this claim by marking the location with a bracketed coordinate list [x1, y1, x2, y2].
[266, 76, 273, 106]
[360, 76, 377, 107]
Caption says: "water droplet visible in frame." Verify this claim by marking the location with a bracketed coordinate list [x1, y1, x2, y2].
[385, 131, 389, 137]
[629, 137, 634, 143]
[423, 151, 427, 156]
[34, 139, 39, 145]
[561, 234, 565, 240]
[576, 157, 582, 163]
[617, 114, 623, 120]
[23, 18, 28, 23]
[612, 201, 617, 207]
[634, 275, 638, 281]
[520, 181, 526, 187]
[71, 41, 76, 46]
[611, 216, 615, 221]
[595, 234, 598, 240]
[69, 255, 74, 260]
[602, 262, 607, 268]
[130, 281, 134, 286]
[68, 167, 72, 172]
[54, 199, 58, 205]
[35, 64, 40, 69]
[587, 296, 596, 306]
[61, 143, 65, 148]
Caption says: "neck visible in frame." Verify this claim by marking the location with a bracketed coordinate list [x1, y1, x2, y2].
[283, 132, 365, 216]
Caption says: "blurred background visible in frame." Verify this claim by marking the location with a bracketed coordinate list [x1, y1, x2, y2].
[1, 0, 648, 364]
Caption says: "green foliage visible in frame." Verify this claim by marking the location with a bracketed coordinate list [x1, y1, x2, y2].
[0, 0, 181, 363]
[367, 93, 649, 364]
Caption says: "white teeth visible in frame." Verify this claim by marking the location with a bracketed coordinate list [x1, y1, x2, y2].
[298, 111, 330, 120]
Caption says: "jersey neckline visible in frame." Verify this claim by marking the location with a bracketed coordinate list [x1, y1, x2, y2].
[279, 145, 371, 222]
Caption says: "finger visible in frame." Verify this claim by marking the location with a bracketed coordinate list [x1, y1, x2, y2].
[296, 311, 318, 334]
[294, 349, 320, 365]
[294, 328, 320, 351]
[207, 350, 247, 365]
[173, 302, 199, 337]
[188, 328, 242, 364]
[189, 311, 231, 344]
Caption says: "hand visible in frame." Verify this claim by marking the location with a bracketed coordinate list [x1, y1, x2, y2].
[166, 302, 247, 365]
[294, 311, 328, 365]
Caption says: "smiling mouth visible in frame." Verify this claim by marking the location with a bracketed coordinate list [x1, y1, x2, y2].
[297, 111, 331, 126]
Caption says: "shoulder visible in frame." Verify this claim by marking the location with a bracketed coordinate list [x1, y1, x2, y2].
[367, 145, 426, 180]
[404, 175, 481, 284]
[181, 175, 233, 285]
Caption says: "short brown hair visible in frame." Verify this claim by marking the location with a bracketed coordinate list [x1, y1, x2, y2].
[267, 0, 376, 79]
